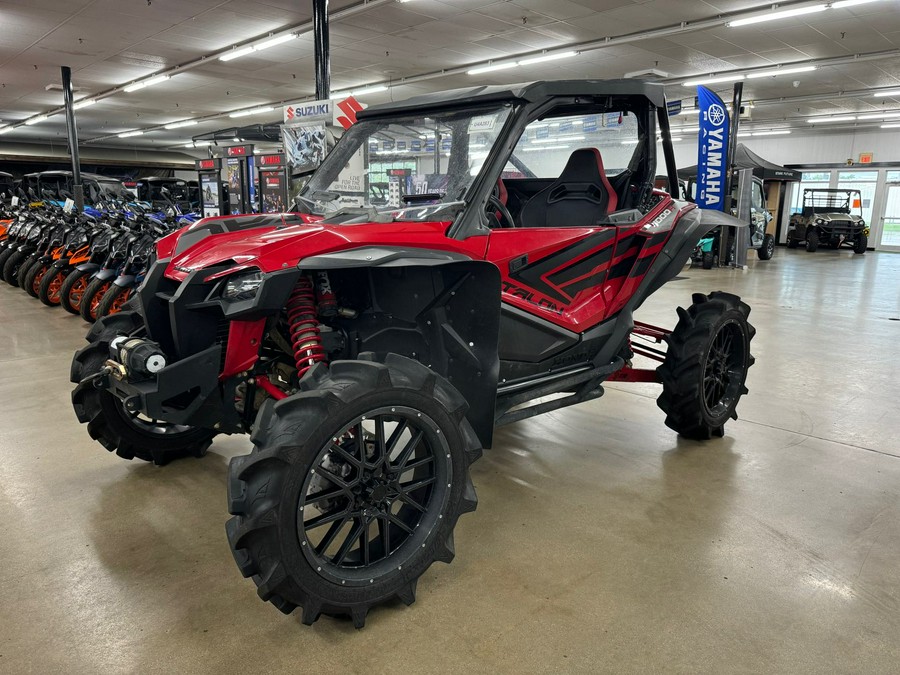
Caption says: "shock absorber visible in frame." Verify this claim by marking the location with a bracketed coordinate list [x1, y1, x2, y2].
[286, 274, 326, 379]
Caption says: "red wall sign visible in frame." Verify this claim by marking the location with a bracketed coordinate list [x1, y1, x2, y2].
[258, 154, 285, 167]
[226, 145, 253, 157]
[195, 158, 220, 170]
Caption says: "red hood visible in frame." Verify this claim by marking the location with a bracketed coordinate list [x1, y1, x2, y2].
[162, 217, 488, 281]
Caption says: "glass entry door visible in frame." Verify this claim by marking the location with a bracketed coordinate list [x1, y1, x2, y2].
[878, 181, 900, 251]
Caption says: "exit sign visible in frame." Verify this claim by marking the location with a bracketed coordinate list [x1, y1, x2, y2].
[859, 152, 874, 164]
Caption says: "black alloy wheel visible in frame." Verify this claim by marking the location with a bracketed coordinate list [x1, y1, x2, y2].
[299, 406, 449, 585]
[701, 321, 746, 421]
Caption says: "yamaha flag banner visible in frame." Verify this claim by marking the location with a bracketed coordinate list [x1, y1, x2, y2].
[696, 86, 730, 211]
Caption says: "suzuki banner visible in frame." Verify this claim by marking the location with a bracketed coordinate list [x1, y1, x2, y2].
[282, 96, 364, 129]
[695, 85, 730, 211]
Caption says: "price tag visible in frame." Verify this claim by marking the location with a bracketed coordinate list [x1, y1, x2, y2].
[11, 195, 19, 207]
[64, 198, 75, 213]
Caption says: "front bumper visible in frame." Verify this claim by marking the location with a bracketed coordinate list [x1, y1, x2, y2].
[96, 340, 223, 429]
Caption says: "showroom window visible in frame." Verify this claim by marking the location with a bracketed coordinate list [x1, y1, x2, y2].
[882, 171, 900, 247]
[790, 171, 830, 214]
[837, 170, 878, 224]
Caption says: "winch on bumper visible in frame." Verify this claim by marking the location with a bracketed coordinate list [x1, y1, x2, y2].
[91, 336, 223, 428]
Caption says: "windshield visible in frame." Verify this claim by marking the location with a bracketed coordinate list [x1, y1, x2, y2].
[299, 105, 512, 222]
[98, 180, 131, 200]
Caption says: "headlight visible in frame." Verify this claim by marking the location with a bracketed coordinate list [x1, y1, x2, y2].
[816, 218, 825, 224]
[858, 219, 865, 226]
[223, 271, 263, 301]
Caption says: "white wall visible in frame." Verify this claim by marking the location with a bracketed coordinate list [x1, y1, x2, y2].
[671, 127, 900, 169]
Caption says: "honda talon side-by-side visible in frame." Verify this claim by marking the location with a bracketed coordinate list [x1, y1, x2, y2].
[70, 80, 755, 628]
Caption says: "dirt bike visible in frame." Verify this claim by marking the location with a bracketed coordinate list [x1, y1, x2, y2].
[95, 223, 164, 318]
[71, 80, 755, 628]
[2, 214, 60, 287]
[20, 216, 76, 297]
[79, 222, 142, 322]
[38, 216, 98, 306]
[59, 221, 123, 315]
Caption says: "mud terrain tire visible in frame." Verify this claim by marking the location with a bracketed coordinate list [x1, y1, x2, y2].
[657, 292, 755, 440]
[226, 354, 481, 628]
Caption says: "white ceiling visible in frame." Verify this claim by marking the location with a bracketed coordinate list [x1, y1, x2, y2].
[0, 0, 899, 153]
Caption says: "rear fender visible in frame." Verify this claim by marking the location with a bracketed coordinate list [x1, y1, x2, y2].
[301, 248, 501, 448]
[593, 206, 741, 365]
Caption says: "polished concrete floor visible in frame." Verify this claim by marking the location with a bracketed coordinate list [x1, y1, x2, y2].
[1, 248, 898, 674]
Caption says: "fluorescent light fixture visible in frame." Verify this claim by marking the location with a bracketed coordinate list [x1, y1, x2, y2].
[333, 84, 389, 97]
[874, 89, 900, 97]
[670, 137, 682, 142]
[534, 135, 585, 143]
[832, 0, 881, 7]
[467, 61, 518, 75]
[518, 51, 578, 66]
[352, 84, 388, 96]
[807, 115, 856, 123]
[220, 46, 257, 62]
[229, 106, 274, 118]
[24, 115, 48, 125]
[118, 130, 144, 138]
[749, 130, 791, 136]
[682, 74, 745, 87]
[73, 99, 96, 110]
[183, 141, 212, 147]
[123, 74, 171, 93]
[881, 123, 900, 128]
[679, 108, 700, 115]
[164, 120, 197, 129]
[674, 126, 700, 133]
[727, 4, 827, 27]
[468, 51, 578, 76]
[855, 111, 900, 120]
[746, 65, 817, 79]
[254, 33, 297, 51]
[621, 139, 640, 145]
[521, 144, 570, 152]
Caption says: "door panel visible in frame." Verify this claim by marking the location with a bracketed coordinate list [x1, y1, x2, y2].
[878, 184, 900, 250]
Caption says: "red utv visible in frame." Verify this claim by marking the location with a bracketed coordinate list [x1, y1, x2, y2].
[71, 80, 754, 628]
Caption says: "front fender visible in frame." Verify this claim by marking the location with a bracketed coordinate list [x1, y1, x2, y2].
[304, 249, 501, 448]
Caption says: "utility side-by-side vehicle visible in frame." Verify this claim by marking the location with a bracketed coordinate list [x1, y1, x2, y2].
[71, 80, 755, 628]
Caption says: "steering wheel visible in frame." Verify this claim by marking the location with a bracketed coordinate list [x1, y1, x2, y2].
[487, 194, 515, 228]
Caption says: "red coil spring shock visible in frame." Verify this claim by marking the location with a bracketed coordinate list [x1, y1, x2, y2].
[286, 275, 326, 379]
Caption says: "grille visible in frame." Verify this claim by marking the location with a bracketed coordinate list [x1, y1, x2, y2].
[824, 219, 857, 235]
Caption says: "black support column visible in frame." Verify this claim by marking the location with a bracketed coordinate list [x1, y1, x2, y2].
[313, 0, 331, 100]
[723, 81, 744, 212]
[61, 66, 84, 213]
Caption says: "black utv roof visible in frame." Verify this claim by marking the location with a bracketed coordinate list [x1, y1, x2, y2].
[23, 170, 122, 183]
[138, 176, 186, 183]
[359, 80, 668, 118]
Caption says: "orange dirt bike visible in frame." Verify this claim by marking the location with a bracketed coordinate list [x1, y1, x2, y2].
[95, 222, 165, 319]
[20, 216, 79, 298]
[38, 216, 99, 306]
[58, 220, 123, 314]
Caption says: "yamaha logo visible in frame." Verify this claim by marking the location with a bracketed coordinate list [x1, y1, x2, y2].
[707, 103, 726, 127]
